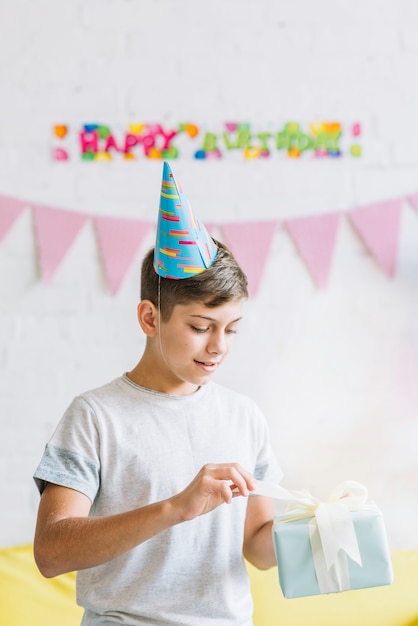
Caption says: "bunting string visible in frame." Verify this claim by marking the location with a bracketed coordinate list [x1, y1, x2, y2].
[0, 192, 416, 296]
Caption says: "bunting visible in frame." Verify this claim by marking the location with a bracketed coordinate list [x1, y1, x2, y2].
[94, 216, 152, 294]
[0, 195, 27, 244]
[219, 221, 278, 297]
[0, 192, 416, 296]
[284, 213, 341, 288]
[32, 204, 88, 282]
[347, 199, 403, 277]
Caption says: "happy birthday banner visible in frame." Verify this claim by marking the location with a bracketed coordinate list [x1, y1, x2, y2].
[1, 192, 417, 297]
[52, 121, 362, 161]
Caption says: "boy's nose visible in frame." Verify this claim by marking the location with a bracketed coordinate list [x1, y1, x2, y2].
[207, 332, 226, 356]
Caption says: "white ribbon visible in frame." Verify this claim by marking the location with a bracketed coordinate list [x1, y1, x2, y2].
[252, 480, 371, 593]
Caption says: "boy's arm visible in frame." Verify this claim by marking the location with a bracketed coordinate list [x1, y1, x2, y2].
[34, 462, 256, 578]
[243, 494, 277, 570]
[34, 483, 180, 578]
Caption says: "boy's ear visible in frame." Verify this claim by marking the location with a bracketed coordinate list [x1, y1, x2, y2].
[137, 300, 158, 336]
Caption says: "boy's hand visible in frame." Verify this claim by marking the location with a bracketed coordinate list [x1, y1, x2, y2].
[171, 463, 257, 522]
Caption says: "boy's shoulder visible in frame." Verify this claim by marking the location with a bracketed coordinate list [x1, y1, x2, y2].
[71, 375, 131, 410]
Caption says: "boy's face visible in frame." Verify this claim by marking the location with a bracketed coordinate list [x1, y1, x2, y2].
[157, 299, 243, 395]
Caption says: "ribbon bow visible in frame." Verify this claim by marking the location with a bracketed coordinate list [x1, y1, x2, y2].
[253, 480, 371, 593]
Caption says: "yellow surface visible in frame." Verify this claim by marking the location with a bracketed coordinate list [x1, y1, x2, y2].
[0, 544, 83, 626]
[0, 544, 417, 626]
[248, 552, 418, 626]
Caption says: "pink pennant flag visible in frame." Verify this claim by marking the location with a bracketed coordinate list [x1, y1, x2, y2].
[0, 195, 27, 243]
[218, 220, 278, 297]
[347, 198, 403, 277]
[406, 192, 418, 213]
[94, 216, 152, 294]
[284, 213, 341, 289]
[32, 204, 89, 282]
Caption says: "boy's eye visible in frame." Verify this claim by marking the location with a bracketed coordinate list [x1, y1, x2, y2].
[191, 326, 238, 335]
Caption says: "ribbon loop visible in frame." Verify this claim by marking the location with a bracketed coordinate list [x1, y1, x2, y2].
[328, 480, 368, 508]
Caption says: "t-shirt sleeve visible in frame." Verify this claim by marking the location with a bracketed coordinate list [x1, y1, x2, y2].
[33, 396, 101, 503]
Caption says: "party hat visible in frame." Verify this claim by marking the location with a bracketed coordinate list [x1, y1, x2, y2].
[154, 162, 218, 279]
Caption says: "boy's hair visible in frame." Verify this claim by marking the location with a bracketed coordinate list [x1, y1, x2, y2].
[141, 239, 248, 321]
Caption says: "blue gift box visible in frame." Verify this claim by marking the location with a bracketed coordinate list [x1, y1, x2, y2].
[273, 507, 393, 598]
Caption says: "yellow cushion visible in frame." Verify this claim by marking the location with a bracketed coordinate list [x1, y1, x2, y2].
[1, 545, 417, 626]
[247, 551, 418, 626]
[0, 544, 82, 626]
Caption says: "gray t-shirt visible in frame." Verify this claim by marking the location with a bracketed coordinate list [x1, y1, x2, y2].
[34, 375, 282, 626]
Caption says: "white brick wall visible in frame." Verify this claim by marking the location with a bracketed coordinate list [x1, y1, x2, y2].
[1, 0, 418, 550]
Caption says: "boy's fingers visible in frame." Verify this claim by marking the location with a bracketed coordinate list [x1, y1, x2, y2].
[206, 464, 255, 497]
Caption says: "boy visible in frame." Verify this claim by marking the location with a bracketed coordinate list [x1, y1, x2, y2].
[33, 162, 282, 626]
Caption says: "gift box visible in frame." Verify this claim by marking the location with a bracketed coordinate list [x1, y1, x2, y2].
[252, 480, 394, 599]
[273, 507, 393, 598]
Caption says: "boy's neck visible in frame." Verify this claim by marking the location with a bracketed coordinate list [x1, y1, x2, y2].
[126, 359, 200, 397]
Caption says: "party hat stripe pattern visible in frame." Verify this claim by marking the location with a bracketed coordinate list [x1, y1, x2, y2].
[162, 216, 180, 223]
[182, 267, 205, 273]
[161, 192, 180, 200]
[154, 162, 217, 278]
[159, 248, 178, 258]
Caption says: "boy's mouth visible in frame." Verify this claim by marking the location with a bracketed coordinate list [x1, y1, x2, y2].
[194, 359, 220, 370]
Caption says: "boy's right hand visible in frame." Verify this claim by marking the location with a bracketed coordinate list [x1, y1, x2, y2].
[171, 463, 257, 522]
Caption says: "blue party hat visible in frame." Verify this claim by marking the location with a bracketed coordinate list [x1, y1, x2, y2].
[153, 162, 218, 279]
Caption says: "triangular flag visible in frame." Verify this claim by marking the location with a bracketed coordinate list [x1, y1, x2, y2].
[0, 195, 27, 243]
[32, 204, 88, 282]
[347, 198, 403, 277]
[94, 216, 152, 294]
[406, 193, 418, 213]
[284, 213, 341, 289]
[218, 220, 277, 297]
